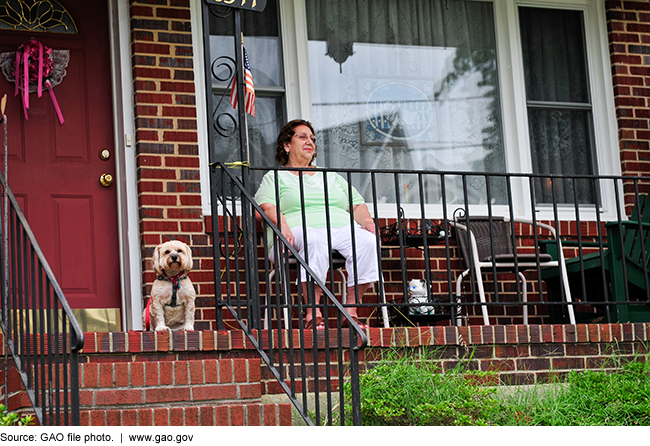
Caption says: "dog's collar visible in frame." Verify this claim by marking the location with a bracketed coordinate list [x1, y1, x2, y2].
[157, 273, 188, 307]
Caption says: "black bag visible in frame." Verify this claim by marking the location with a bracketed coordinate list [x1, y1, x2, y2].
[380, 208, 447, 247]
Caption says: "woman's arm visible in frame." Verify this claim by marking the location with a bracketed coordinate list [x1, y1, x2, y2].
[352, 203, 376, 235]
[260, 202, 295, 246]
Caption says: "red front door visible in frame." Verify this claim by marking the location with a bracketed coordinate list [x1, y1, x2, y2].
[0, 0, 121, 310]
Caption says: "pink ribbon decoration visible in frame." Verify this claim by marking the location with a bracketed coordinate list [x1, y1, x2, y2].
[12, 40, 64, 125]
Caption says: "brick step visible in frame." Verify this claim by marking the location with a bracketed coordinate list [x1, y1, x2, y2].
[78, 358, 291, 426]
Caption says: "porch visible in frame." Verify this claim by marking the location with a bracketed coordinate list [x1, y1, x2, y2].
[2, 167, 650, 426]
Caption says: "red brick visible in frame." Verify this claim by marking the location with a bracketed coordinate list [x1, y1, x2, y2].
[159, 361, 174, 385]
[230, 405, 244, 426]
[239, 383, 261, 399]
[106, 409, 122, 426]
[130, 362, 145, 387]
[174, 361, 189, 385]
[144, 362, 159, 386]
[214, 406, 231, 426]
[145, 387, 191, 403]
[162, 131, 198, 143]
[83, 363, 99, 388]
[138, 409, 153, 426]
[201, 406, 217, 426]
[99, 363, 114, 388]
[96, 389, 143, 406]
[157, 7, 191, 19]
[154, 408, 169, 426]
[114, 363, 130, 387]
[90, 410, 106, 426]
[278, 404, 292, 426]
[192, 384, 237, 401]
[185, 406, 199, 426]
[219, 359, 233, 383]
[233, 359, 248, 383]
[170, 407, 185, 426]
[263, 404, 277, 426]
[189, 360, 204, 384]
[122, 410, 138, 426]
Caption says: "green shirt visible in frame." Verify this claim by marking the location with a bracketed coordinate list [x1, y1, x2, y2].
[255, 170, 365, 242]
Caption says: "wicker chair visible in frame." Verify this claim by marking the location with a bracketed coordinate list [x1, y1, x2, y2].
[450, 214, 574, 325]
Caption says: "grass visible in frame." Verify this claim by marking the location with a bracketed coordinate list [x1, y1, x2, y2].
[345, 349, 650, 426]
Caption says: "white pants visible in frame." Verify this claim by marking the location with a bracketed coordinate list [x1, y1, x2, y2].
[272, 225, 379, 287]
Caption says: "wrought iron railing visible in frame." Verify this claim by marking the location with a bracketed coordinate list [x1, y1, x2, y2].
[212, 163, 650, 424]
[0, 170, 83, 426]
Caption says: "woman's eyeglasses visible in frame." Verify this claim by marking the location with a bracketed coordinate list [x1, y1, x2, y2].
[293, 133, 317, 143]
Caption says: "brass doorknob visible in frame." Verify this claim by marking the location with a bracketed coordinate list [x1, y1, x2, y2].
[100, 173, 113, 187]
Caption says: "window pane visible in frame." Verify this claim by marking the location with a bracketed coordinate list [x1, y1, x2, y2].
[207, 1, 282, 87]
[528, 109, 596, 204]
[306, 0, 505, 205]
[520, 7, 588, 103]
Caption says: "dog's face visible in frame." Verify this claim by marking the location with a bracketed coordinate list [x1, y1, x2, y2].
[152, 240, 193, 276]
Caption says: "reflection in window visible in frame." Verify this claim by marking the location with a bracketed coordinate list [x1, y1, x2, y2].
[306, 0, 505, 205]
[0, 0, 77, 33]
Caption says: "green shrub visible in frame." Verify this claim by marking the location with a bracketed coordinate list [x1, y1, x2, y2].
[0, 404, 34, 426]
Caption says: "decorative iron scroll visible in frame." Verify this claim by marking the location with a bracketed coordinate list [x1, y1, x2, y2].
[210, 55, 238, 138]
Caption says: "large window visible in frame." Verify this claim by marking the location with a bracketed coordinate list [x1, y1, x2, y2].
[200, 0, 618, 216]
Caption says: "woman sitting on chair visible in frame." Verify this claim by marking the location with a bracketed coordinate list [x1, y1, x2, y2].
[255, 119, 378, 329]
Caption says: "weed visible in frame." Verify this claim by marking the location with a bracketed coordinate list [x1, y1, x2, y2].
[345, 348, 650, 426]
[0, 404, 34, 426]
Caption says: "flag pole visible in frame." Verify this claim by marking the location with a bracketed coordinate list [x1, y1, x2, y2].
[232, 9, 260, 328]
[233, 10, 250, 178]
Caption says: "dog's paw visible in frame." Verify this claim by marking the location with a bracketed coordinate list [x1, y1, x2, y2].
[154, 325, 171, 332]
[182, 324, 195, 331]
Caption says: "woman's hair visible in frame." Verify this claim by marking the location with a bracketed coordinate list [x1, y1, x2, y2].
[275, 119, 317, 166]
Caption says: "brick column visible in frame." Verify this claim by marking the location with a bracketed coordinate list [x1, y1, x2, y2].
[130, 0, 212, 328]
[606, 0, 650, 202]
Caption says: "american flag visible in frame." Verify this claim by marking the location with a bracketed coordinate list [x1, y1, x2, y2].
[230, 48, 256, 117]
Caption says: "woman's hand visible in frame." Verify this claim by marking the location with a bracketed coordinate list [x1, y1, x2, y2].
[353, 204, 376, 235]
[260, 203, 295, 246]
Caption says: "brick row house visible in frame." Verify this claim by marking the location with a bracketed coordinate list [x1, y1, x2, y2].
[1, 0, 650, 426]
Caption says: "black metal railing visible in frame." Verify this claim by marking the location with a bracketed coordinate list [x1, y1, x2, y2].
[0, 170, 84, 426]
[217, 166, 650, 326]
[212, 163, 650, 424]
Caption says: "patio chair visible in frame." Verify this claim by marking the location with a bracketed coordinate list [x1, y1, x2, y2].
[541, 193, 650, 323]
[450, 213, 575, 325]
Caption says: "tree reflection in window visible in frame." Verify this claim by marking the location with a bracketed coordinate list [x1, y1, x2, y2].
[0, 0, 77, 33]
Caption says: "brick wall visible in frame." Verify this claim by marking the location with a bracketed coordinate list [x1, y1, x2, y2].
[607, 0, 650, 197]
[130, 0, 214, 329]
[124, 0, 650, 330]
